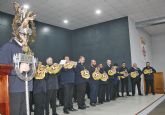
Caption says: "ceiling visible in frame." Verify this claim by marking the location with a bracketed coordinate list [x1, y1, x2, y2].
[0, 0, 165, 32]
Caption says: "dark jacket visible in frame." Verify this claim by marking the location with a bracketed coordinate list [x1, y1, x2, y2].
[89, 66, 99, 85]
[99, 67, 107, 84]
[118, 67, 129, 79]
[142, 67, 156, 79]
[75, 63, 88, 85]
[0, 40, 33, 92]
[104, 65, 112, 81]
[60, 67, 75, 85]
[45, 71, 59, 90]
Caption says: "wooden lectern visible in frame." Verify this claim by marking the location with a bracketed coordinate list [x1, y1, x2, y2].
[0, 64, 12, 115]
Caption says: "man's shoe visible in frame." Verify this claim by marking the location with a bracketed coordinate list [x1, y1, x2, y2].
[63, 109, 70, 114]
[69, 108, 78, 111]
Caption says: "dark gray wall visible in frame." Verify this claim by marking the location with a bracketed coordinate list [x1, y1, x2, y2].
[0, 11, 72, 62]
[71, 17, 131, 67]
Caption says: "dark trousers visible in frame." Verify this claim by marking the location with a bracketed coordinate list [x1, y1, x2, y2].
[131, 78, 142, 95]
[109, 79, 115, 100]
[73, 85, 77, 101]
[57, 87, 64, 105]
[45, 89, 57, 115]
[116, 80, 120, 96]
[86, 82, 90, 99]
[63, 83, 74, 110]
[145, 78, 154, 94]
[98, 84, 106, 103]
[76, 83, 86, 107]
[121, 77, 129, 95]
[89, 82, 99, 103]
[10, 92, 26, 115]
[105, 82, 110, 100]
[34, 92, 46, 115]
[113, 82, 117, 99]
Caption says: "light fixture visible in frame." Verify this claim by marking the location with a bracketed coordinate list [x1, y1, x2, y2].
[42, 27, 49, 33]
[23, 4, 30, 9]
[95, 9, 102, 15]
[63, 19, 69, 24]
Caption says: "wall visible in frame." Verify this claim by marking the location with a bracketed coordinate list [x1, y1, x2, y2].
[0, 11, 72, 62]
[71, 17, 131, 67]
[128, 17, 153, 68]
[151, 34, 165, 88]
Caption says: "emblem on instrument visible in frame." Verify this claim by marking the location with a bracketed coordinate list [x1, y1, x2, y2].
[108, 69, 116, 76]
[144, 69, 152, 75]
[92, 68, 102, 80]
[130, 71, 139, 78]
[100, 72, 108, 81]
[81, 69, 90, 79]
[35, 62, 47, 79]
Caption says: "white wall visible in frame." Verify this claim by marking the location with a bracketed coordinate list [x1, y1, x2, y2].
[151, 34, 165, 87]
[128, 17, 153, 68]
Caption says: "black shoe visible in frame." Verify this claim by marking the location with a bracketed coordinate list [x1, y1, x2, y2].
[69, 108, 77, 111]
[90, 103, 96, 106]
[98, 102, 103, 104]
[127, 94, 131, 96]
[105, 99, 110, 102]
[53, 112, 59, 115]
[78, 106, 86, 110]
[63, 109, 70, 114]
[139, 94, 143, 96]
[152, 93, 155, 95]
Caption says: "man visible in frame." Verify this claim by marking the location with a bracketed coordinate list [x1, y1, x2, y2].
[33, 62, 46, 115]
[60, 56, 77, 114]
[104, 59, 112, 101]
[89, 59, 99, 106]
[0, 38, 32, 115]
[0, 2, 36, 114]
[129, 63, 142, 96]
[98, 64, 107, 104]
[45, 57, 59, 115]
[142, 62, 156, 95]
[75, 56, 89, 109]
[119, 62, 131, 97]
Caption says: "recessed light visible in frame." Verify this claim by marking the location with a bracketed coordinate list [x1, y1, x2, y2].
[95, 9, 102, 15]
[42, 27, 49, 33]
[23, 4, 30, 9]
[63, 19, 69, 24]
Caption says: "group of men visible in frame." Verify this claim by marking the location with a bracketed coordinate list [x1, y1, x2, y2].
[32, 55, 156, 115]
[0, 39, 156, 115]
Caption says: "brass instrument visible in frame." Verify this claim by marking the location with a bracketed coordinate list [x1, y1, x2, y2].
[63, 61, 77, 69]
[92, 68, 102, 80]
[81, 69, 90, 79]
[108, 69, 116, 76]
[100, 72, 108, 81]
[35, 62, 47, 80]
[130, 71, 139, 78]
[119, 70, 129, 79]
[144, 69, 152, 75]
[47, 63, 62, 74]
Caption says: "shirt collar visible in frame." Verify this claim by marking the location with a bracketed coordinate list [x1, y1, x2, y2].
[14, 38, 23, 47]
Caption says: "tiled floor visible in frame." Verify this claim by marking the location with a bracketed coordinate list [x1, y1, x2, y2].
[31, 94, 164, 115]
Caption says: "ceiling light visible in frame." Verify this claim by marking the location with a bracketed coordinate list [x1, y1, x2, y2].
[63, 19, 69, 24]
[23, 4, 30, 9]
[95, 9, 102, 15]
[42, 27, 49, 33]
